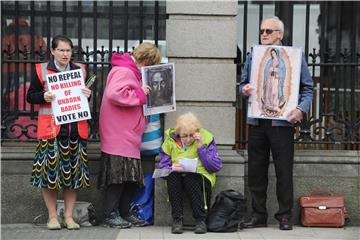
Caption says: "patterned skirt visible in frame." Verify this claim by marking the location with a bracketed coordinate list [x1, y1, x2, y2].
[30, 136, 90, 189]
[97, 152, 144, 190]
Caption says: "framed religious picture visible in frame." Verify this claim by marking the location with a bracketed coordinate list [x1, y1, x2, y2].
[142, 63, 176, 116]
[247, 45, 302, 120]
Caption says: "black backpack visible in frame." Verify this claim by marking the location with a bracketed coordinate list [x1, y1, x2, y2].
[207, 189, 247, 232]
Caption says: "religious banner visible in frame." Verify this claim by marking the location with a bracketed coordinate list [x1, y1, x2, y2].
[46, 69, 91, 125]
[142, 63, 176, 116]
[247, 45, 302, 120]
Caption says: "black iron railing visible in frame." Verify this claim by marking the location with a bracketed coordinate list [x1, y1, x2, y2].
[2, 1, 359, 150]
[235, 1, 360, 149]
[1, 0, 166, 142]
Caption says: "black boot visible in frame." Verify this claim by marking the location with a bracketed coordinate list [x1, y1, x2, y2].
[104, 211, 132, 229]
[124, 214, 147, 227]
[194, 220, 207, 234]
[171, 218, 183, 234]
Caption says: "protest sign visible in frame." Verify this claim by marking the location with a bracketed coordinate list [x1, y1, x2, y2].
[46, 69, 91, 125]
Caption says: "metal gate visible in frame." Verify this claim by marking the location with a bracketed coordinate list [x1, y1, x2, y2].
[235, 1, 360, 150]
[1, 1, 166, 141]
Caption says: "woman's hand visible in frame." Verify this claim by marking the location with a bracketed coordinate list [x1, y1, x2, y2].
[82, 87, 92, 98]
[172, 163, 184, 172]
[142, 85, 151, 95]
[44, 91, 56, 102]
[193, 132, 203, 147]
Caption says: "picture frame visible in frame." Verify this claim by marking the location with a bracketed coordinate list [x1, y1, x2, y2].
[142, 63, 176, 116]
[247, 45, 302, 120]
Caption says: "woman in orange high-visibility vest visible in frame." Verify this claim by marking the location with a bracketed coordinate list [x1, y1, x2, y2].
[27, 35, 92, 230]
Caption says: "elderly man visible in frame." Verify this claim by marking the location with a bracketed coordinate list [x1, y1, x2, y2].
[239, 16, 313, 230]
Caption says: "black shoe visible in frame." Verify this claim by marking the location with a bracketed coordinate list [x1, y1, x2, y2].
[124, 214, 147, 227]
[194, 220, 207, 234]
[241, 217, 267, 228]
[104, 211, 132, 229]
[171, 218, 183, 234]
[279, 218, 293, 230]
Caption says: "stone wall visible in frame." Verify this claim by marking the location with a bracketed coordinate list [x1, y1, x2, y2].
[1, 143, 359, 226]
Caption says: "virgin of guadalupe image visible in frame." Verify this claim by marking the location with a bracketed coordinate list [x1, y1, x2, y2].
[261, 48, 287, 117]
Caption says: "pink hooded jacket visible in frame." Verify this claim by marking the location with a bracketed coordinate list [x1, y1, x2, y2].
[99, 53, 147, 159]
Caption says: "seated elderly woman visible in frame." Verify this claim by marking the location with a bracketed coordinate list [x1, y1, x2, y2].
[159, 112, 223, 234]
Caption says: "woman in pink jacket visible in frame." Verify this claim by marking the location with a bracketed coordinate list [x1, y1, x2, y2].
[98, 43, 161, 228]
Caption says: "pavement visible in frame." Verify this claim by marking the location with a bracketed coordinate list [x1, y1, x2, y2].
[1, 224, 359, 240]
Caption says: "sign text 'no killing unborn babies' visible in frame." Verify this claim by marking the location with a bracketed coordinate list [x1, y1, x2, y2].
[46, 69, 91, 125]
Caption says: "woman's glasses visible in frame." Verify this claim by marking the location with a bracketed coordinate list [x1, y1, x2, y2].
[260, 29, 281, 35]
[178, 134, 194, 139]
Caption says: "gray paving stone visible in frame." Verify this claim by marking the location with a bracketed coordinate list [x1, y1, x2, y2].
[1, 224, 120, 240]
[1, 224, 359, 240]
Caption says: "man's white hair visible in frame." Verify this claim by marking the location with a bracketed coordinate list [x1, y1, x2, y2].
[261, 16, 284, 33]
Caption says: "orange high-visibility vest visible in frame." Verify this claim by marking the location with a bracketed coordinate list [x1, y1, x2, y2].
[35, 62, 89, 139]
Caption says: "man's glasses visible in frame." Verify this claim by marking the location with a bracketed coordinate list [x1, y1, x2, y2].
[55, 48, 72, 54]
[260, 29, 281, 35]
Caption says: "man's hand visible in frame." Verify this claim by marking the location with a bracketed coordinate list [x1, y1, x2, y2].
[172, 163, 184, 172]
[287, 108, 303, 124]
[44, 91, 56, 102]
[242, 83, 253, 96]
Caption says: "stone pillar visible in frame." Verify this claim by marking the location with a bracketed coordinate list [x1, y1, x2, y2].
[164, 0, 238, 145]
[154, 0, 241, 226]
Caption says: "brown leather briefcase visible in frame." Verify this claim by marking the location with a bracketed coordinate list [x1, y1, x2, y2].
[300, 195, 346, 227]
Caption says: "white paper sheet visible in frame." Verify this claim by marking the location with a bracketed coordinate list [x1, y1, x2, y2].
[179, 157, 198, 173]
